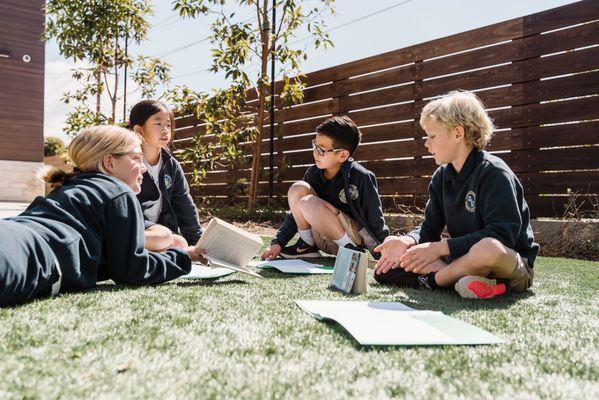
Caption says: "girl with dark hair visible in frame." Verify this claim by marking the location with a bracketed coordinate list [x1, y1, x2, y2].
[129, 100, 202, 251]
[0, 125, 205, 307]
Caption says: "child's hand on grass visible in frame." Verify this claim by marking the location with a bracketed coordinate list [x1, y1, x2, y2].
[261, 244, 282, 260]
[374, 235, 415, 274]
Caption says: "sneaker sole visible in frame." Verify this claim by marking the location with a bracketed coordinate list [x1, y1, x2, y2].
[455, 275, 507, 299]
[279, 252, 321, 259]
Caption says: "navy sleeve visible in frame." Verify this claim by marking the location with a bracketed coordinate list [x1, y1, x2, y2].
[274, 212, 298, 246]
[103, 192, 191, 285]
[170, 161, 202, 245]
[359, 172, 389, 243]
[408, 170, 445, 244]
[446, 169, 522, 259]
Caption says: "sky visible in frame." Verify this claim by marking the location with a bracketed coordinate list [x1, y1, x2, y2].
[44, 0, 580, 141]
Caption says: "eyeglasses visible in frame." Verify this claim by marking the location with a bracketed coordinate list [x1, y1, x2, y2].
[311, 139, 344, 157]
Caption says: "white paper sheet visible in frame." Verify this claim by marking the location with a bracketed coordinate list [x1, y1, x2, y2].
[181, 263, 236, 279]
[250, 259, 333, 274]
[296, 300, 504, 346]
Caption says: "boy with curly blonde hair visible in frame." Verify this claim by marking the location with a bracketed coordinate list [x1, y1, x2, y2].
[374, 91, 539, 299]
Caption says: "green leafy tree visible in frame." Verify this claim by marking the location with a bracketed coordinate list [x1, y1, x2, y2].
[43, 136, 66, 157]
[45, 0, 171, 137]
[171, 0, 335, 212]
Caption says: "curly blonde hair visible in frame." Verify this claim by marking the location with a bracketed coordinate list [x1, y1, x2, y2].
[420, 90, 495, 149]
[41, 125, 141, 189]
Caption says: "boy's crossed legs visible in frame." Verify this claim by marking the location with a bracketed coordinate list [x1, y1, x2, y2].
[436, 238, 532, 298]
[376, 237, 533, 298]
[282, 181, 362, 258]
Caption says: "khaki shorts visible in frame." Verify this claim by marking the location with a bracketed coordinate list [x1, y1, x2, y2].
[488, 251, 534, 292]
[312, 211, 363, 255]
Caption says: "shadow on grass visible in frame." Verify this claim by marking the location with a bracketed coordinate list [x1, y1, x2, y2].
[173, 279, 249, 287]
[256, 270, 331, 280]
[373, 282, 535, 314]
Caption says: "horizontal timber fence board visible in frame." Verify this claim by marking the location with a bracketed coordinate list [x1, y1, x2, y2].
[176, 0, 599, 218]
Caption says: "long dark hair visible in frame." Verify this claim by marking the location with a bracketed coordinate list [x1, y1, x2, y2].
[128, 100, 176, 145]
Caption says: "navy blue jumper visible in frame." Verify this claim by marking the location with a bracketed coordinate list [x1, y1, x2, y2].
[0, 173, 192, 307]
[136, 149, 202, 245]
[408, 149, 539, 266]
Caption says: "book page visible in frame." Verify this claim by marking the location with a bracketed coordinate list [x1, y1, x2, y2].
[208, 257, 262, 278]
[196, 218, 263, 268]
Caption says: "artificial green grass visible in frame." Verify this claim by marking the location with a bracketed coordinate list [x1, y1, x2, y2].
[0, 244, 597, 399]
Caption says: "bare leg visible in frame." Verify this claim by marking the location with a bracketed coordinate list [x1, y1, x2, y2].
[145, 224, 174, 252]
[298, 195, 346, 240]
[171, 234, 188, 249]
[434, 238, 519, 287]
[287, 181, 316, 231]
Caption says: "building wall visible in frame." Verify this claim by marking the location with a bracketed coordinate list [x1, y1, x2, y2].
[0, 0, 45, 201]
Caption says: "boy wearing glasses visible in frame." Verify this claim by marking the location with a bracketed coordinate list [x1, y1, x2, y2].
[373, 91, 539, 299]
[262, 116, 389, 260]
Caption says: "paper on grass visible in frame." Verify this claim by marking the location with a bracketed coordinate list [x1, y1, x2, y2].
[295, 300, 503, 346]
[250, 259, 333, 274]
[181, 263, 236, 279]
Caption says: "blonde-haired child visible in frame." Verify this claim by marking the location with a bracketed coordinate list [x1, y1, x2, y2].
[0, 125, 204, 307]
[374, 91, 539, 299]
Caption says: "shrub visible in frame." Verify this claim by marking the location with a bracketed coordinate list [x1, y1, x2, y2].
[44, 136, 66, 157]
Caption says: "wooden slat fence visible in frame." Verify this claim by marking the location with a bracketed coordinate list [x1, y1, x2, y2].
[175, 0, 599, 218]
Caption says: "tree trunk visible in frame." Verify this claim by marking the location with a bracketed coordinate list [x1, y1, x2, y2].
[247, 0, 270, 213]
[112, 40, 119, 123]
[96, 67, 102, 115]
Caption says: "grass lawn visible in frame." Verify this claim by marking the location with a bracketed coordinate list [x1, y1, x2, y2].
[0, 239, 597, 399]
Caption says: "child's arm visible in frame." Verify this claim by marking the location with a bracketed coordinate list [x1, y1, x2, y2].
[359, 172, 389, 246]
[169, 162, 202, 245]
[103, 192, 192, 285]
[272, 212, 298, 248]
[407, 170, 446, 244]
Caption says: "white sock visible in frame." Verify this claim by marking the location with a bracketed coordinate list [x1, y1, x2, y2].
[333, 233, 355, 248]
[298, 229, 315, 246]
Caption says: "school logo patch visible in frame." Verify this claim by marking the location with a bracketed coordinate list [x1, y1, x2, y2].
[465, 190, 476, 213]
[339, 184, 359, 204]
[164, 174, 173, 190]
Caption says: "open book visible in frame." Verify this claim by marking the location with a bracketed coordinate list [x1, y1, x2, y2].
[195, 218, 263, 278]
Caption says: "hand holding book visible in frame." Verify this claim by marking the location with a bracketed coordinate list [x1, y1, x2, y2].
[185, 245, 207, 263]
